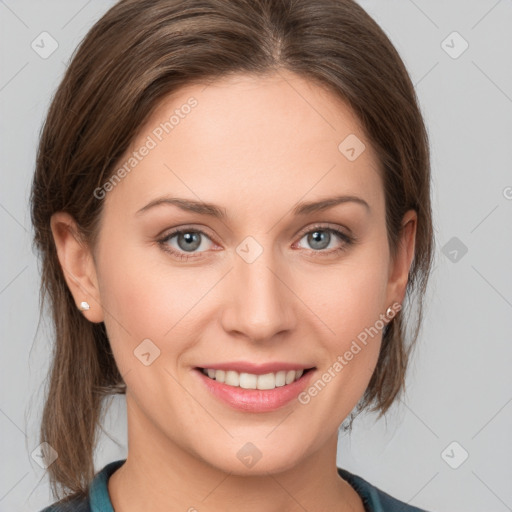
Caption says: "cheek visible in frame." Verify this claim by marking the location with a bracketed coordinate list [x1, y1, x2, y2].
[303, 266, 388, 413]
[313, 256, 389, 338]
[96, 241, 208, 364]
[308, 250, 389, 382]
[95, 241, 170, 361]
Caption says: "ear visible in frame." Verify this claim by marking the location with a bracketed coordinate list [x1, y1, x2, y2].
[385, 209, 417, 308]
[50, 212, 104, 323]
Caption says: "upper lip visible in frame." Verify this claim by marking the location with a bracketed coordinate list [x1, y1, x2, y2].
[196, 361, 315, 375]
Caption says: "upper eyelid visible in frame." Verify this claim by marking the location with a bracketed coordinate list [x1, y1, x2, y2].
[296, 223, 351, 238]
[160, 226, 217, 244]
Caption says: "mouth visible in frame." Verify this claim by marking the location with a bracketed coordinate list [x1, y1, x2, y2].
[193, 365, 316, 412]
[196, 367, 315, 390]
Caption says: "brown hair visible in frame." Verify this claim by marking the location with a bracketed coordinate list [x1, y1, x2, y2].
[31, 0, 434, 501]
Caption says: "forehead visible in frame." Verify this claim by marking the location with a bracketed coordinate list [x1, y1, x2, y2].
[104, 71, 384, 218]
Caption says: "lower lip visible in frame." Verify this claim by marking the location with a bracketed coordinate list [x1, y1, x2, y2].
[195, 368, 316, 413]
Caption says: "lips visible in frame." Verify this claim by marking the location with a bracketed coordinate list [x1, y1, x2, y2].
[193, 363, 317, 412]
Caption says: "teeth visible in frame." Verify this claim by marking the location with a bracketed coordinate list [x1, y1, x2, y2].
[239, 372, 257, 389]
[285, 370, 296, 384]
[275, 371, 286, 387]
[225, 370, 239, 387]
[201, 368, 307, 390]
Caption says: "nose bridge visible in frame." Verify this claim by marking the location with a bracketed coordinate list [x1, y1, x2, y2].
[222, 235, 295, 341]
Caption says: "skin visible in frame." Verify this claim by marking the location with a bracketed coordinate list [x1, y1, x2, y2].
[51, 70, 416, 512]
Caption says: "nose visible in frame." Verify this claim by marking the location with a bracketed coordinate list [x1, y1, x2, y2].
[220, 244, 297, 344]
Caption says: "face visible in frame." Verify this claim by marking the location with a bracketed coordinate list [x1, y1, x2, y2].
[54, 70, 416, 476]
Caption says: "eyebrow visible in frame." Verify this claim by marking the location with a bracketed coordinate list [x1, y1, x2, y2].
[135, 194, 370, 219]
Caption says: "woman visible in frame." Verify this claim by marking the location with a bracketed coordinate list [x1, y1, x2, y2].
[32, 0, 434, 510]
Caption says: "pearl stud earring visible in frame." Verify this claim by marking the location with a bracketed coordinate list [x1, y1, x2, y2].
[80, 301, 90, 311]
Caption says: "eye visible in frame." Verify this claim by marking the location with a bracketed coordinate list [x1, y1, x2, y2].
[157, 228, 215, 261]
[157, 224, 355, 262]
[294, 225, 354, 256]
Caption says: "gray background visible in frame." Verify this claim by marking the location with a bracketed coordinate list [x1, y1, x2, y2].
[1, 1, 511, 511]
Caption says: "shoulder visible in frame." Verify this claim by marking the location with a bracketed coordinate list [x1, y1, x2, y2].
[38, 493, 91, 512]
[337, 467, 434, 512]
[38, 459, 126, 512]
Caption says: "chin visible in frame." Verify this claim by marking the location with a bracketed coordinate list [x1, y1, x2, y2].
[197, 438, 307, 477]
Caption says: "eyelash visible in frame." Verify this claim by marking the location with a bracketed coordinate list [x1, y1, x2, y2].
[157, 224, 356, 262]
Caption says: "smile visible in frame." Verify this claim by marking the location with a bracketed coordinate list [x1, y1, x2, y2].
[200, 368, 310, 390]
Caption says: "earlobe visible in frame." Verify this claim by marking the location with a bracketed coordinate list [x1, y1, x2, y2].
[386, 209, 417, 307]
[50, 212, 104, 323]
